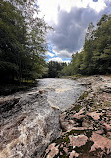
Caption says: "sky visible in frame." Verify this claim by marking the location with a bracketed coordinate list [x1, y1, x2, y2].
[37, 0, 111, 63]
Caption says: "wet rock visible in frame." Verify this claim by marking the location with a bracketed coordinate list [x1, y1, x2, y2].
[100, 84, 111, 93]
[0, 97, 20, 113]
[0, 91, 60, 158]
[39, 90, 45, 94]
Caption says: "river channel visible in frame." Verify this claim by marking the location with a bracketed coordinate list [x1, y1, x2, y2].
[37, 78, 85, 111]
[0, 78, 86, 158]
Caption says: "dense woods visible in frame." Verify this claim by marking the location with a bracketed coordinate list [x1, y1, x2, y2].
[0, 0, 48, 84]
[62, 14, 111, 76]
[45, 61, 67, 78]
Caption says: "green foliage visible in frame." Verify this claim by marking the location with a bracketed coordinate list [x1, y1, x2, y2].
[63, 14, 111, 76]
[0, 0, 48, 84]
[46, 61, 67, 78]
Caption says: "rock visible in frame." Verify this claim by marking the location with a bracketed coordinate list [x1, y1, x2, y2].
[87, 112, 103, 121]
[46, 143, 56, 153]
[102, 122, 111, 133]
[69, 150, 79, 158]
[50, 105, 60, 110]
[60, 121, 77, 131]
[39, 90, 45, 94]
[46, 144, 59, 158]
[107, 132, 111, 139]
[82, 119, 94, 128]
[0, 91, 60, 158]
[59, 112, 76, 131]
[95, 130, 104, 135]
[63, 147, 68, 154]
[100, 84, 111, 93]
[0, 97, 20, 113]
[71, 108, 85, 120]
[59, 112, 66, 122]
[69, 135, 88, 148]
[72, 114, 85, 120]
[90, 132, 111, 154]
[66, 127, 93, 134]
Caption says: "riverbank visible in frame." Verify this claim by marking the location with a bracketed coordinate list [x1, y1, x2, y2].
[0, 80, 38, 96]
[43, 75, 111, 158]
[0, 78, 85, 158]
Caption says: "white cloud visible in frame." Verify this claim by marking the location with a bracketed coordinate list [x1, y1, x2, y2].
[48, 57, 71, 64]
[38, 0, 107, 23]
[46, 52, 55, 57]
[48, 57, 63, 62]
[53, 49, 72, 58]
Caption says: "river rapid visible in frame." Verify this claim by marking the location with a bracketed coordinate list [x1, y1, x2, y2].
[0, 78, 85, 158]
[37, 78, 85, 111]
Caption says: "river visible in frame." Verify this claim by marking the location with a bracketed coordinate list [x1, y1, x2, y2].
[37, 78, 85, 111]
[0, 78, 85, 158]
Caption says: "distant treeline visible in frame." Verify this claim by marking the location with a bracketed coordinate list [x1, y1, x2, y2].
[44, 61, 67, 78]
[61, 14, 111, 76]
[0, 0, 49, 84]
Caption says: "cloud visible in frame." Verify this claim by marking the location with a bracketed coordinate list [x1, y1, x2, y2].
[48, 7, 99, 54]
[38, 0, 107, 23]
[54, 49, 72, 58]
[48, 57, 63, 62]
[48, 1, 111, 58]
[46, 52, 55, 57]
[48, 57, 71, 63]
[93, 0, 98, 2]
[38, 0, 111, 61]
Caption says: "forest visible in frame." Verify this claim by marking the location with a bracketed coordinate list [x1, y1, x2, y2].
[0, 0, 49, 83]
[62, 14, 111, 76]
[0, 0, 111, 94]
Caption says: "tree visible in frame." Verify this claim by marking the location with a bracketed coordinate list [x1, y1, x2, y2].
[63, 14, 111, 76]
[0, 0, 27, 82]
[47, 61, 67, 78]
[0, 0, 49, 83]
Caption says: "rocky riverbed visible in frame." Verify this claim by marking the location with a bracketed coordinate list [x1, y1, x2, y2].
[0, 78, 85, 158]
[44, 75, 111, 158]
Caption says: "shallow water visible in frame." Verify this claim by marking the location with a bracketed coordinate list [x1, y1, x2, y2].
[37, 78, 86, 111]
[0, 78, 86, 158]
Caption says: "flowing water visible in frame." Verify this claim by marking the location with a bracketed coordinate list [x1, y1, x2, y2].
[0, 78, 86, 158]
[37, 78, 85, 111]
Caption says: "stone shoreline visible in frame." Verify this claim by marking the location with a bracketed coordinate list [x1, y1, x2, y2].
[43, 75, 111, 158]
